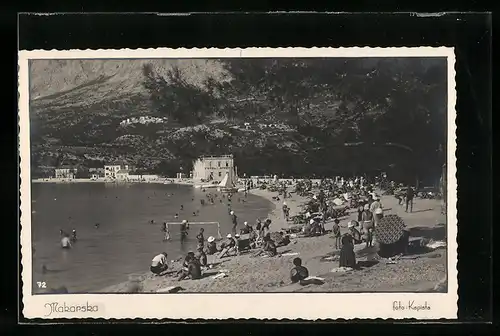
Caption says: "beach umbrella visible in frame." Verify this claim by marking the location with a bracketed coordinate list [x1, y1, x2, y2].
[373, 214, 406, 245]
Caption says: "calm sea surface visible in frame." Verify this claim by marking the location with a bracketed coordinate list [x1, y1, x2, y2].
[31, 183, 273, 293]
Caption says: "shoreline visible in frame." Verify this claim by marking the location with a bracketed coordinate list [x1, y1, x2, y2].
[95, 190, 446, 294]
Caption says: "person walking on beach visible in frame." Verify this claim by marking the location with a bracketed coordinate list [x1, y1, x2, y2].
[230, 211, 238, 235]
[150, 252, 168, 275]
[405, 185, 414, 213]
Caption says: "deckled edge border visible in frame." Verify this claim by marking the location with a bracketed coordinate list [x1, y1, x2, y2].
[18, 47, 458, 320]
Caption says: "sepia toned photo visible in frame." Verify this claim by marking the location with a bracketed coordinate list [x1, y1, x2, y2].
[19, 47, 457, 319]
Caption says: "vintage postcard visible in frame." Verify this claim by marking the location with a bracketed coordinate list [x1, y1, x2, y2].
[19, 47, 457, 319]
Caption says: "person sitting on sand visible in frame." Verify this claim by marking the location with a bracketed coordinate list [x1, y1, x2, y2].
[177, 252, 202, 281]
[252, 234, 277, 257]
[150, 252, 168, 275]
[290, 257, 309, 283]
[218, 234, 238, 258]
[332, 218, 342, 250]
[347, 221, 362, 244]
[339, 233, 356, 269]
[206, 236, 218, 255]
[240, 221, 253, 234]
[195, 246, 208, 267]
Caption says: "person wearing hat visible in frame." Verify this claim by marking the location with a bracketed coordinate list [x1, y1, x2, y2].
[339, 232, 356, 269]
[218, 233, 238, 258]
[347, 220, 362, 244]
[150, 252, 168, 275]
[206, 236, 218, 255]
[240, 221, 253, 234]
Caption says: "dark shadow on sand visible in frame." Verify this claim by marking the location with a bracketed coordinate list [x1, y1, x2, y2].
[409, 226, 446, 241]
[410, 208, 434, 213]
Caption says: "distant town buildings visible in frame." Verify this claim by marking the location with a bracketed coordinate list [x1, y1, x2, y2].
[54, 166, 77, 179]
[192, 154, 238, 182]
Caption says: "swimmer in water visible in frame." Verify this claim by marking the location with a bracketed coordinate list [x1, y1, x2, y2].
[150, 219, 155, 225]
[61, 236, 71, 249]
[70, 229, 77, 243]
[192, 211, 196, 216]
[174, 213, 179, 219]
[94, 223, 100, 229]
[180, 205, 184, 211]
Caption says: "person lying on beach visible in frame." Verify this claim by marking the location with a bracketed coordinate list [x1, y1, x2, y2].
[150, 252, 168, 276]
[290, 257, 309, 284]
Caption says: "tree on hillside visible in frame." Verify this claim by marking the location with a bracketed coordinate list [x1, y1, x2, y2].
[142, 64, 219, 125]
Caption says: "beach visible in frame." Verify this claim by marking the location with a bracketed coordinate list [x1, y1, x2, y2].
[98, 188, 447, 293]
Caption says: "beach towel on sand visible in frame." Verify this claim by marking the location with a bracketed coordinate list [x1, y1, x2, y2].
[331, 266, 353, 273]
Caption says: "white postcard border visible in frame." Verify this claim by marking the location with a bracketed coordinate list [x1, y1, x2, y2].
[19, 47, 457, 320]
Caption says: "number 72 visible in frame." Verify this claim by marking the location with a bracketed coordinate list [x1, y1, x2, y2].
[37, 281, 47, 288]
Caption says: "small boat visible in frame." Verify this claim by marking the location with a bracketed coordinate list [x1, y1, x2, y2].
[218, 173, 238, 193]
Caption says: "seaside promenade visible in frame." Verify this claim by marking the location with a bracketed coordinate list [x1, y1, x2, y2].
[99, 188, 447, 293]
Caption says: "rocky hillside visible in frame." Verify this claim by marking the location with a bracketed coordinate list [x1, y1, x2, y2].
[29, 58, 446, 182]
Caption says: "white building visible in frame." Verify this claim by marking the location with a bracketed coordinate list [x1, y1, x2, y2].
[192, 155, 237, 182]
[104, 164, 130, 179]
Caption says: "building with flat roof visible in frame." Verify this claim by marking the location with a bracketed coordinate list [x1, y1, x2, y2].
[191, 155, 237, 182]
[54, 166, 77, 179]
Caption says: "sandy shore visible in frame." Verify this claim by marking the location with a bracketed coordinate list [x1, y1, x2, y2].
[98, 188, 447, 293]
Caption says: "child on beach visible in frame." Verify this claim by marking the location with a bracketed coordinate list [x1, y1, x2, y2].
[290, 257, 309, 284]
[332, 218, 342, 250]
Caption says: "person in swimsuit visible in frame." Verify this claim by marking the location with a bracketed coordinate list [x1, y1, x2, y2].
[180, 220, 189, 243]
[196, 228, 205, 247]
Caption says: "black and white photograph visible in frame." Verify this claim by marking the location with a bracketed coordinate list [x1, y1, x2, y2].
[19, 48, 457, 319]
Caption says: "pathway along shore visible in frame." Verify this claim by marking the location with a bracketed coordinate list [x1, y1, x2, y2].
[98, 188, 447, 293]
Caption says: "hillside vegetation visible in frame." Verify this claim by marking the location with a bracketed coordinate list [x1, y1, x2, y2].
[30, 57, 447, 183]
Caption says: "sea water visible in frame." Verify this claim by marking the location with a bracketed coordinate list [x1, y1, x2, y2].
[30, 182, 273, 293]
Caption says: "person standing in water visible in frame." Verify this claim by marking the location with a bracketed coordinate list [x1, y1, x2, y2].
[70, 229, 77, 243]
[61, 235, 71, 249]
[162, 222, 170, 241]
[196, 228, 205, 248]
[180, 220, 189, 243]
